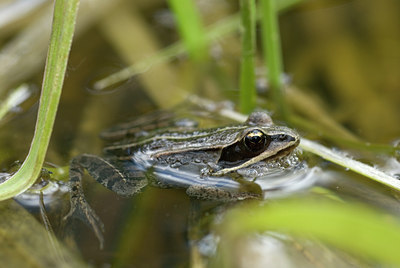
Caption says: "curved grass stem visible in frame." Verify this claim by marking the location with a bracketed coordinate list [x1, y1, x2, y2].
[0, 0, 79, 200]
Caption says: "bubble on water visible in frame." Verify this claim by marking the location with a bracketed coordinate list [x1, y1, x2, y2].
[0, 173, 11, 184]
[392, 139, 400, 162]
[381, 157, 400, 177]
[392, 139, 400, 148]
[197, 233, 219, 257]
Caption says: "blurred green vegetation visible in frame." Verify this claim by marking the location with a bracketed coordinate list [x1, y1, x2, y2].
[217, 198, 400, 267]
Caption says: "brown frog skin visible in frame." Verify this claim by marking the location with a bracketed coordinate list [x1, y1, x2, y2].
[65, 111, 300, 247]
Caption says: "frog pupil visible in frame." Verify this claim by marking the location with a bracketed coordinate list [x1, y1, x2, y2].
[218, 129, 269, 164]
[244, 129, 267, 152]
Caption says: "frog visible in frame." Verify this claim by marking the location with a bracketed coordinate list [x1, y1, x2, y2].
[65, 111, 300, 247]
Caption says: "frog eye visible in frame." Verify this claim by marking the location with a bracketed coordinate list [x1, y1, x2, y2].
[243, 129, 269, 152]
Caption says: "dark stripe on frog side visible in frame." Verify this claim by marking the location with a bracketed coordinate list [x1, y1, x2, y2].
[104, 125, 299, 161]
[150, 126, 299, 158]
[103, 125, 249, 155]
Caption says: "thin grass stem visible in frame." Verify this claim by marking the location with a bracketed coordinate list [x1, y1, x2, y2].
[168, 0, 207, 62]
[239, 0, 257, 114]
[0, 0, 79, 200]
[300, 139, 400, 191]
[260, 0, 287, 119]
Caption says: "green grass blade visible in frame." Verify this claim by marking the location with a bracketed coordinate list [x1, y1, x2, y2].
[219, 199, 400, 266]
[239, 0, 257, 114]
[94, 42, 186, 91]
[94, 1, 302, 91]
[260, 0, 287, 118]
[0, 0, 79, 200]
[168, 0, 207, 62]
[0, 84, 30, 121]
[300, 138, 400, 190]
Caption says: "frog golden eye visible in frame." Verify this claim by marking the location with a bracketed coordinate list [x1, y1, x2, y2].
[243, 129, 269, 152]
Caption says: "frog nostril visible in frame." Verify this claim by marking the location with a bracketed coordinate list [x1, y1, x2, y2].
[277, 134, 295, 142]
[278, 134, 287, 141]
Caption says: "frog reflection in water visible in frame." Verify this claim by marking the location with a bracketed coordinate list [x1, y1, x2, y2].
[66, 112, 300, 247]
